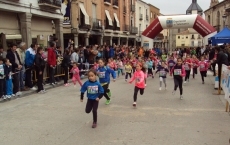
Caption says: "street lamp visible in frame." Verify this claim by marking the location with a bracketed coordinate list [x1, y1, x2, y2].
[222, 14, 227, 27]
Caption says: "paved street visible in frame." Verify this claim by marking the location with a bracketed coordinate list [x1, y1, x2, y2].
[0, 74, 229, 145]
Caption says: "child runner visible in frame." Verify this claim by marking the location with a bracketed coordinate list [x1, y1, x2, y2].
[0, 57, 5, 99]
[97, 59, 116, 105]
[71, 62, 83, 87]
[80, 70, 104, 128]
[198, 56, 208, 84]
[124, 61, 132, 81]
[129, 63, 146, 107]
[184, 55, 192, 83]
[191, 55, 199, 79]
[167, 55, 176, 72]
[170, 58, 186, 100]
[146, 58, 154, 78]
[4, 58, 13, 99]
[117, 58, 124, 77]
[155, 62, 169, 90]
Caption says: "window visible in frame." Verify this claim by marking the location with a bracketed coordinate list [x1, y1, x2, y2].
[186, 36, 188, 39]
[191, 41, 194, 46]
[181, 44, 185, 46]
[178, 36, 180, 39]
[151, 12, 152, 18]
[139, 7, 141, 13]
[191, 35, 194, 39]
[92, 3, 97, 19]
[198, 41, 202, 46]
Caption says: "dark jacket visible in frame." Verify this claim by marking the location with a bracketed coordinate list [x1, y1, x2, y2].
[35, 53, 45, 72]
[215, 51, 229, 66]
[61, 54, 71, 68]
[4, 65, 12, 80]
[6, 50, 22, 72]
[209, 49, 215, 61]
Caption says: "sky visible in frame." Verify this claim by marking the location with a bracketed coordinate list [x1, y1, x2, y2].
[143, 0, 224, 15]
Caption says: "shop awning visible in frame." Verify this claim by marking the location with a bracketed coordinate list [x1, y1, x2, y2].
[105, 10, 113, 26]
[79, 3, 90, 25]
[113, 13, 120, 27]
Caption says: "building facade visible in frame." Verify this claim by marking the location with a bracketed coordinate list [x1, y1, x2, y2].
[204, 0, 230, 32]
[0, 0, 64, 50]
[135, 0, 151, 49]
[176, 30, 203, 47]
[63, 0, 139, 47]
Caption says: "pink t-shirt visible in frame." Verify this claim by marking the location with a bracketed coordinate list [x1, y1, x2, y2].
[129, 70, 145, 88]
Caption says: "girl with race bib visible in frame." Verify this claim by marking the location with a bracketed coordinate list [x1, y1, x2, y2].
[184, 55, 192, 83]
[167, 55, 176, 72]
[129, 63, 146, 107]
[198, 56, 208, 84]
[155, 62, 169, 90]
[80, 70, 104, 128]
[97, 59, 116, 105]
[170, 58, 186, 100]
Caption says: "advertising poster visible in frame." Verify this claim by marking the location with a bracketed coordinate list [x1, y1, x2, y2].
[221, 65, 230, 102]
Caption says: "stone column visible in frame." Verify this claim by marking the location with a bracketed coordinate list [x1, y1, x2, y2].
[118, 37, 120, 45]
[110, 36, 113, 46]
[74, 33, 78, 47]
[126, 38, 129, 46]
[19, 13, 32, 47]
[55, 19, 64, 50]
[84, 33, 89, 46]
[100, 35, 103, 45]
[134, 38, 136, 47]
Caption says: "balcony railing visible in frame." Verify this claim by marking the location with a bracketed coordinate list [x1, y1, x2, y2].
[113, 21, 120, 31]
[79, 17, 91, 29]
[113, 0, 118, 8]
[146, 15, 149, 21]
[123, 25, 129, 32]
[131, 5, 135, 12]
[104, 0, 111, 5]
[38, 0, 61, 9]
[130, 27, 138, 34]
[123, 6, 126, 13]
[92, 18, 102, 30]
[139, 14, 143, 20]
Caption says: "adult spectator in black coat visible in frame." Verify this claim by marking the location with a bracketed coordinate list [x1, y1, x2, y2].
[6, 43, 22, 96]
[61, 49, 72, 86]
[209, 47, 216, 76]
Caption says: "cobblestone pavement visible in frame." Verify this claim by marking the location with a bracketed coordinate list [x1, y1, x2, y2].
[0, 74, 229, 145]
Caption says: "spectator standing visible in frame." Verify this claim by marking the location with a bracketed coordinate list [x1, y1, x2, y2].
[71, 48, 79, 63]
[0, 45, 6, 58]
[16, 42, 28, 91]
[0, 56, 5, 99]
[25, 44, 37, 90]
[6, 43, 22, 96]
[61, 49, 72, 86]
[35, 47, 46, 93]
[47, 41, 57, 86]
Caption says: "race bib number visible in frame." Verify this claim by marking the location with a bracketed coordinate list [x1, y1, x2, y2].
[98, 72, 105, 78]
[184, 64, 190, 70]
[200, 64, 205, 69]
[87, 86, 98, 94]
[159, 70, 166, 76]
[174, 69, 181, 75]
[136, 77, 141, 83]
[169, 63, 174, 66]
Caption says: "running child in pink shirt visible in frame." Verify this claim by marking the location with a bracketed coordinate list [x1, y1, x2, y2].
[70, 62, 83, 87]
[129, 63, 146, 107]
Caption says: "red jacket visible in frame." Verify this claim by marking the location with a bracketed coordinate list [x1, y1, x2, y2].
[192, 59, 199, 68]
[184, 59, 192, 70]
[199, 61, 208, 72]
[47, 48, 57, 66]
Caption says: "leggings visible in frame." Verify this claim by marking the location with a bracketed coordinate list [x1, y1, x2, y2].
[174, 77, 183, 95]
[125, 72, 132, 79]
[160, 77, 166, 87]
[72, 76, 82, 86]
[132, 67, 136, 74]
[85, 99, 99, 123]
[117, 68, 123, 76]
[200, 71, 207, 82]
[148, 68, 153, 76]
[185, 70, 191, 81]
[133, 86, 144, 102]
[102, 83, 110, 100]
[192, 68, 197, 78]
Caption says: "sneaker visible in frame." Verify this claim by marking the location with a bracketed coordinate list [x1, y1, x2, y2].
[159, 87, 162, 90]
[107, 91, 111, 98]
[92, 122, 97, 128]
[105, 100, 111, 105]
[133, 102, 136, 107]
[12, 94, 16, 97]
[16, 92, 22, 96]
[172, 91, 175, 95]
[3, 95, 7, 100]
[125, 79, 127, 82]
[184, 81, 187, 84]
[51, 83, 55, 86]
[38, 91, 44, 94]
[42, 90, 47, 93]
[7, 95, 12, 99]
[64, 83, 69, 87]
[180, 95, 183, 100]
[31, 87, 37, 91]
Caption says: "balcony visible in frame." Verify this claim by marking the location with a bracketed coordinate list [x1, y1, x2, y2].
[113, 0, 118, 9]
[146, 15, 149, 21]
[123, 6, 126, 13]
[123, 25, 129, 32]
[139, 14, 143, 20]
[38, 0, 61, 9]
[130, 27, 138, 34]
[104, 0, 111, 6]
[104, 20, 113, 31]
[92, 18, 102, 30]
[131, 5, 135, 12]
[79, 16, 91, 30]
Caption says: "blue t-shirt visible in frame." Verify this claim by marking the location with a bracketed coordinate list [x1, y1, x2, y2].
[97, 66, 116, 84]
[80, 80, 104, 100]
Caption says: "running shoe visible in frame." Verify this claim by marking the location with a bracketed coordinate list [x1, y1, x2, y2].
[133, 102, 136, 107]
[159, 87, 162, 90]
[180, 95, 183, 100]
[105, 100, 111, 105]
[92, 122, 97, 128]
